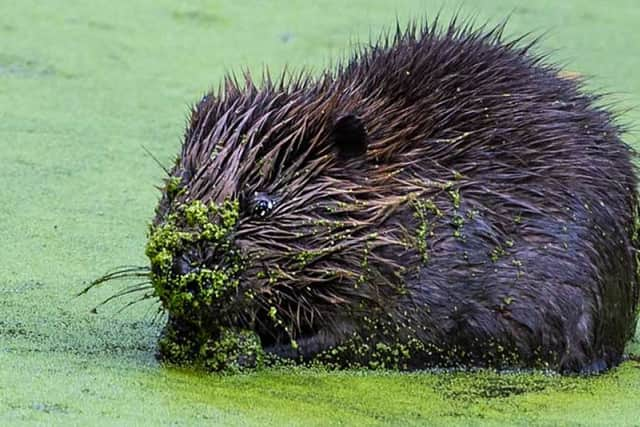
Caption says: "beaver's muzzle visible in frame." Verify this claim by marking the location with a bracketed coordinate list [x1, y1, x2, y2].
[173, 253, 196, 276]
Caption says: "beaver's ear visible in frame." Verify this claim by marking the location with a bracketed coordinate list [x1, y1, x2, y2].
[332, 114, 368, 159]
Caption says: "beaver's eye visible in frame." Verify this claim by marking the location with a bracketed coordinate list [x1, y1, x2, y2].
[252, 193, 274, 218]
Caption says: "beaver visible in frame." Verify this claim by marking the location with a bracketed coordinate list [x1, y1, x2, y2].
[91, 18, 640, 374]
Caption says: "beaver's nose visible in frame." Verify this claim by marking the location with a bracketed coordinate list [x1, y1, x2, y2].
[174, 254, 194, 276]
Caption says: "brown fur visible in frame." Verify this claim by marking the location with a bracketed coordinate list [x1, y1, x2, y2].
[108, 18, 640, 374]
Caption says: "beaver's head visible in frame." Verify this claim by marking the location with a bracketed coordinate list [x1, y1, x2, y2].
[147, 78, 446, 368]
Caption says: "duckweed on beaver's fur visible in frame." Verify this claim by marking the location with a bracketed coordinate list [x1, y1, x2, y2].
[146, 199, 243, 317]
[146, 199, 259, 371]
[158, 324, 264, 373]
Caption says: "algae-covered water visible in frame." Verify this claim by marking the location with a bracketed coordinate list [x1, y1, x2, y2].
[2, 0, 640, 425]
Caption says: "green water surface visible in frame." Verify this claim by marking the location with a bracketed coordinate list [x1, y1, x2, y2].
[1, 0, 639, 425]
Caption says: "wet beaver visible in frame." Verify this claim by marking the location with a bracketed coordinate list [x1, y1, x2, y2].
[93, 19, 640, 374]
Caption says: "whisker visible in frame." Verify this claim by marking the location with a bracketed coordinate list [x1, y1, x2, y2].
[115, 292, 157, 314]
[78, 265, 150, 296]
[142, 145, 171, 176]
[141, 303, 164, 325]
[151, 308, 167, 326]
[97, 281, 154, 306]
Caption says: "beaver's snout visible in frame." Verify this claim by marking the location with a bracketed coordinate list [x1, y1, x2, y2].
[173, 253, 196, 277]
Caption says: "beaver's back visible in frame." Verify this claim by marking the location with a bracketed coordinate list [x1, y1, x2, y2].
[330, 23, 640, 372]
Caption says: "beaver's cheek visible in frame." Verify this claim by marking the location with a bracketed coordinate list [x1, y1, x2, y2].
[231, 239, 257, 272]
[232, 237, 251, 254]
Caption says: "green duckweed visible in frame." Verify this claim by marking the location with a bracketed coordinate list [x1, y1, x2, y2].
[147, 199, 251, 372]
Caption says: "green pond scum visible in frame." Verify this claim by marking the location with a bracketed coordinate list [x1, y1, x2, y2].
[146, 199, 243, 316]
[2, 0, 640, 425]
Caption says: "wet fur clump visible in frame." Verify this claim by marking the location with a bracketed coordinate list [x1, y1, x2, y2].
[93, 18, 640, 374]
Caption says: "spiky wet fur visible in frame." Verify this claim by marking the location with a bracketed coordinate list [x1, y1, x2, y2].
[143, 18, 640, 374]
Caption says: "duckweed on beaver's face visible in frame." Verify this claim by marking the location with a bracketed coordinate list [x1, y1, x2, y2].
[158, 324, 264, 373]
[146, 199, 260, 372]
[146, 199, 244, 317]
